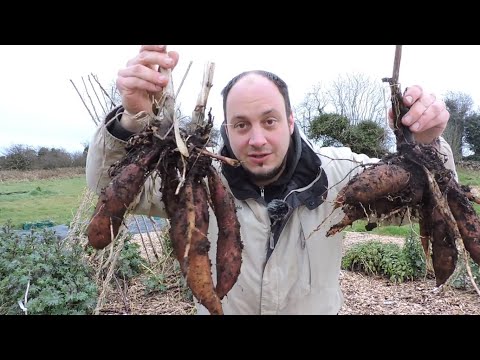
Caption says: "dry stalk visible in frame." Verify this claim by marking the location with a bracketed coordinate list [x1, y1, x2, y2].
[140, 215, 160, 260]
[70, 79, 98, 126]
[175, 61, 193, 99]
[196, 148, 240, 167]
[71, 73, 118, 127]
[88, 75, 107, 115]
[94, 231, 127, 314]
[158, 67, 189, 157]
[90, 73, 117, 109]
[82, 76, 100, 121]
[65, 187, 97, 247]
[189, 61, 215, 132]
[113, 274, 130, 313]
[149, 217, 166, 255]
[132, 215, 153, 264]
[422, 166, 480, 297]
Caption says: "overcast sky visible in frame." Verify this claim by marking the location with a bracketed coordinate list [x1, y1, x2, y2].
[1, 45, 479, 153]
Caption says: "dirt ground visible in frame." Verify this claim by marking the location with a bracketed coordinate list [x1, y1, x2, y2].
[100, 230, 480, 315]
[338, 232, 480, 315]
[0, 167, 85, 181]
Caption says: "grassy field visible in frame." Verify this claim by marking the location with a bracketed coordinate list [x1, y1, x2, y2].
[0, 166, 479, 232]
[0, 168, 87, 229]
[458, 167, 480, 186]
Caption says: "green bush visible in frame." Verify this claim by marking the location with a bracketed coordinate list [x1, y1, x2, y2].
[403, 231, 427, 278]
[342, 232, 426, 283]
[0, 221, 97, 315]
[115, 238, 145, 281]
[309, 114, 387, 157]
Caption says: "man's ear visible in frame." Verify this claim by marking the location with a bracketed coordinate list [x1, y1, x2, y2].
[288, 113, 295, 135]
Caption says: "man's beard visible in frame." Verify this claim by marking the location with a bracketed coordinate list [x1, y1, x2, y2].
[243, 155, 287, 185]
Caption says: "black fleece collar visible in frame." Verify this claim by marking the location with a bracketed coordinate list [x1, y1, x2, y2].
[219, 122, 328, 210]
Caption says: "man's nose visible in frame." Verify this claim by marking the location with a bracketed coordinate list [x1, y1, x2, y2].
[248, 126, 267, 147]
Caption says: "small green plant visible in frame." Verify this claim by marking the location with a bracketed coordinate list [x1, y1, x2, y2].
[403, 231, 427, 278]
[449, 258, 480, 290]
[115, 237, 145, 281]
[342, 231, 426, 283]
[140, 229, 193, 303]
[143, 272, 168, 295]
[0, 221, 97, 315]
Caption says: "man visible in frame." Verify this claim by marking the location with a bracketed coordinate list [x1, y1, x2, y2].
[86, 45, 455, 314]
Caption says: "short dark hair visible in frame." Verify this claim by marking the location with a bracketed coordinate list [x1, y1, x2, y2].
[221, 70, 292, 122]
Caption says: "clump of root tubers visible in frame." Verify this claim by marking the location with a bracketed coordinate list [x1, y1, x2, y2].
[87, 63, 243, 314]
[327, 139, 480, 290]
[327, 47, 480, 293]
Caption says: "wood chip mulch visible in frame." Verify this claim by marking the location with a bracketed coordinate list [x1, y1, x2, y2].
[100, 231, 480, 315]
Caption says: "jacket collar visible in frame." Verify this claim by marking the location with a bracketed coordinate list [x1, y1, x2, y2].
[219, 122, 328, 210]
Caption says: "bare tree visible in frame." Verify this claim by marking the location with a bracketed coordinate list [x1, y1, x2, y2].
[293, 83, 329, 135]
[443, 91, 474, 162]
[2, 144, 37, 170]
[327, 72, 386, 126]
[294, 72, 394, 151]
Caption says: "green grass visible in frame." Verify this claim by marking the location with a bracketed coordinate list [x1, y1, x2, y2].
[474, 203, 480, 214]
[348, 220, 419, 238]
[0, 176, 87, 229]
[0, 164, 478, 233]
[457, 167, 480, 186]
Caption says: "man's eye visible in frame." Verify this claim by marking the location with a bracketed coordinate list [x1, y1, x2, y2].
[234, 123, 246, 129]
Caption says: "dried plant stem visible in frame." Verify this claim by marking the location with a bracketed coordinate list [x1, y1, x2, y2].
[82, 76, 100, 121]
[113, 274, 130, 313]
[133, 215, 153, 264]
[175, 61, 193, 99]
[91, 73, 117, 109]
[149, 217, 166, 255]
[70, 79, 98, 126]
[196, 148, 240, 167]
[88, 75, 106, 115]
[140, 215, 160, 260]
[422, 166, 480, 297]
[94, 235, 125, 315]
[159, 67, 189, 157]
[189, 62, 215, 132]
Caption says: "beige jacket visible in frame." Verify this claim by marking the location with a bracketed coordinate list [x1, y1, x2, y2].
[86, 120, 456, 315]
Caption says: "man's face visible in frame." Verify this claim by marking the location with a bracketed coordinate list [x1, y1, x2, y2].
[225, 74, 294, 186]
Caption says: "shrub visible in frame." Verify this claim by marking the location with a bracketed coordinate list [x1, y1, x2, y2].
[342, 232, 426, 283]
[0, 221, 97, 315]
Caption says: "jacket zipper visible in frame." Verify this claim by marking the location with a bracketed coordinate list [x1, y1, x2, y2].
[262, 187, 275, 250]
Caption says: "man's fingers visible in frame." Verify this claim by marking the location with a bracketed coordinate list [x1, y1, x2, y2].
[401, 92, 437, 122]
[127, 50, 176, 70]
[140, 45, 167, 52]
[117, 71, 165, 94]
[167, 51, 179, 68]
[407, 107, 449, 133]
[409, 93, 436, 116]
[120, 65, 169, 86]
[402, 93, 447, 133]
[403, 85, 423, 105]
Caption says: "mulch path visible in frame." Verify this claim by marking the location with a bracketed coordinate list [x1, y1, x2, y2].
[100, 230, 480, 315]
